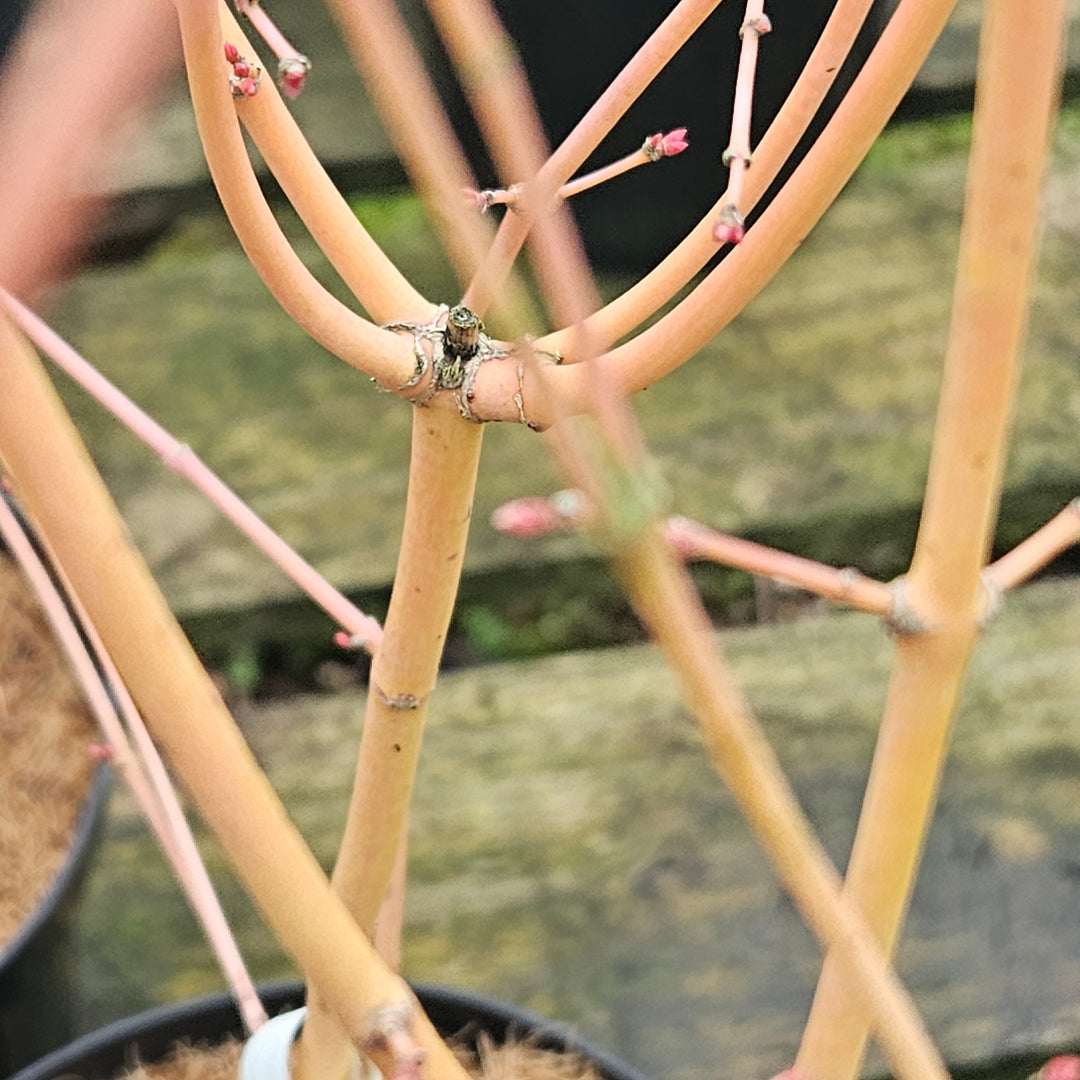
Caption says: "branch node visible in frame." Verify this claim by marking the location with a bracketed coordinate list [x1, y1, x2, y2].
[721, 148, 752, 168]
[740, 13, 773, 37]
[884, 577, 932, 636]
[372, 683, 424, 711]
[978, 570, 1005, 628]
[379, 305, 510, 419]
[359, 1003, 427, 1080]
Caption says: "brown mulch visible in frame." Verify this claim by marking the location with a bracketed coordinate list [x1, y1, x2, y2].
[0, 554, 97, 948]
[107, 1033, 609, 1080]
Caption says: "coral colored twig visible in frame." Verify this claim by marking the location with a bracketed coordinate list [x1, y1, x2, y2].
[797, 2, 1067, 1077]
[319, 0, 496, 296]
[563, 129, 689, 198]
[1, 291, 383, 655]
[233, 0, 311, 97]
[514, 0, 875, 363]
[492, 493, 894, 617]
[985, 500, 1080, 594]
[666, 516, 894, 617]
[714, 0, 771, 244]
[0, 493, 268, 1034]
[467, 129, 690, 210]
[214, 5, 431, 325]
[176, 0, 418, 392]
[462, 0, 722, 316]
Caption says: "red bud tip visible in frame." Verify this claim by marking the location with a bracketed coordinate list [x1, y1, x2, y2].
[713, 204, 746, 245]
[279, 62, 309, 99]
[713, 221, 745, 245]
[643, 127, 690, 160]
[334, 631, 369, 650]
[238, 77, 259, 97]
[1039, 1057, 1080, 1080]
[223, 41, 241, 64]
[232, 60, 252, 78]
[491, 497, 569, 539]
[87, 743, 114, 761]
[659, 127, 689, 156]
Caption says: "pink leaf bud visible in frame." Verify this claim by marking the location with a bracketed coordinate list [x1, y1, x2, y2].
[491, 498, 566, 539]
[278, 56, 311, 100]
[223, 41, 241, 64]
[232, 60, 253, 79]
[642, 128, 689, 161]
[237, 76, 259, 97]
[334, 631, 367, 650]
[659, 127, 689, 156]
[1038, 1057, 1080, 1080]
[713, 203, 746, 245]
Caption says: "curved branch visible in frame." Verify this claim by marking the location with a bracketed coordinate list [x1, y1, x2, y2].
[176, 0, 418, 391]
[534, 0, 880, 359]
[462, 0, 726, 315]
[321, 0, 495, 291]
[467, 0, 961, 426]
[216, 4, 433, 323]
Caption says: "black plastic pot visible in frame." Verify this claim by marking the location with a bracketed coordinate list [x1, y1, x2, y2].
[0, 762, 111, 1077]
[427, 0, 889, 269]
[11, 981, 654, 1080]
[0, 491, 114, 1075]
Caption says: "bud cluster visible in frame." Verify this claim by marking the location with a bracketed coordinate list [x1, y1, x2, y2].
[224, 41, 263, 98]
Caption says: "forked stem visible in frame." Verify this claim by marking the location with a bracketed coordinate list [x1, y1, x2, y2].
[796, 3, 1067, 1078]
[0, 317, 472, 1080]
[613, 527, 949, 1080]
[298, 399, 485, 1080]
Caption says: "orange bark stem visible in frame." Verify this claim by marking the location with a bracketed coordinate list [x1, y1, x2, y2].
[797, 3, 1067, 1078]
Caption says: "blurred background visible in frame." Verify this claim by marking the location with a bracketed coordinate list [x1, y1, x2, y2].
[5, 2, 1080, 1079]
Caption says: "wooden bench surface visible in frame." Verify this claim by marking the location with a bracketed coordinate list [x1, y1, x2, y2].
[69, 578, 1080, 1080]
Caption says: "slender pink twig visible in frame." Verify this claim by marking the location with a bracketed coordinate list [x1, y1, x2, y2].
[466, 129, 690, 210]
[563, 129, 690, 197]
[715, 0, 771, 244]
[1, 291, 383, 655]
[233, 0, 311, 98]
[0, 494, 268, 1034]
[985, 500, 1080, 593]
[491, 492, 894, 617]
[666, 516, 893, 617]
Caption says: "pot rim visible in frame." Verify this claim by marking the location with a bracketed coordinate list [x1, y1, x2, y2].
[10, 980, 655, 1080]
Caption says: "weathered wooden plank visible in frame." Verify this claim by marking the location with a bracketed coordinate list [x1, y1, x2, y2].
[70, 578, 1080, 1080]
[48, 109, 1080, 618]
